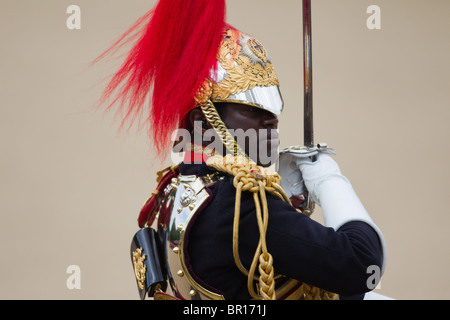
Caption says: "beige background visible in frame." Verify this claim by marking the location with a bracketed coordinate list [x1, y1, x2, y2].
[0, 0, 448, 300]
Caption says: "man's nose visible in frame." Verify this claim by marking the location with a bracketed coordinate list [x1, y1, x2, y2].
[263, 113, 279, 129]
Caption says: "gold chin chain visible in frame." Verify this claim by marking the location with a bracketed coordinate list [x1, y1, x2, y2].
[200, 100, 249, 160]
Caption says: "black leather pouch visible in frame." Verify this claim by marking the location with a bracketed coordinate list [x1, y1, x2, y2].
[130, 228, 167, 299]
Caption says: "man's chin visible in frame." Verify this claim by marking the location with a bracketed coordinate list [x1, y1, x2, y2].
[252, 144, 280, 167]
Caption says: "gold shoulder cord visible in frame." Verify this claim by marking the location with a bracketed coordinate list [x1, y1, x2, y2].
[201, 100, 338, 300]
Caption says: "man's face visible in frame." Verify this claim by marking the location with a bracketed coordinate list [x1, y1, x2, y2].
[217, 102, 280, 166]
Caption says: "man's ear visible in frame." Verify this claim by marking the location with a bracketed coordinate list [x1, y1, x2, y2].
[189, 108, 208, 133]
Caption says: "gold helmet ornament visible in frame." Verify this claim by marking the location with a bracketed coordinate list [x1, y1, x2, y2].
[195, 28, 283, 116]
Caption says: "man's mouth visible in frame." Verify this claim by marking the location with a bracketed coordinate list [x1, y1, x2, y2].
[259, 129, 280, 147]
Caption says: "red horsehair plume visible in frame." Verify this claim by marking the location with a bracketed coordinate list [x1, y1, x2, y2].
[94, 0, 227, 157]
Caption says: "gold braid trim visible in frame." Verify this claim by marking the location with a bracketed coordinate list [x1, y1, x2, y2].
[201, 101, 338, 300]
[302, 283, 339, 300]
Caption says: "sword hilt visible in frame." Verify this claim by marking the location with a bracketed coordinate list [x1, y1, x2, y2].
[279, 143, 334, 214]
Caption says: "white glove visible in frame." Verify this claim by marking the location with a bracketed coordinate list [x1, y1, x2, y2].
[296, 153, 387, 273]
[278, 144, 333, 201]
[278, 152, 309, 200]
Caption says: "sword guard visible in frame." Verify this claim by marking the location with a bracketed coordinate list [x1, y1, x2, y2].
[279, 143, 335, 158]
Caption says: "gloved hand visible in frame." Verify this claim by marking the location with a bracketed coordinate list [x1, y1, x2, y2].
[280, 152, 387, 273]
[277, 152, 310, 201]
[278, 144, 332, 204]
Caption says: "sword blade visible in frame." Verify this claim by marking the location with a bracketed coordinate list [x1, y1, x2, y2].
[303, 0, 314, 147]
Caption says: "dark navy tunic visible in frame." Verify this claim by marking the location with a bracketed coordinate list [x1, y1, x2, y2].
[180, 162, 382, 300]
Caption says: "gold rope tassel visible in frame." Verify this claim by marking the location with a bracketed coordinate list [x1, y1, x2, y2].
[207, 154, 289, 300]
